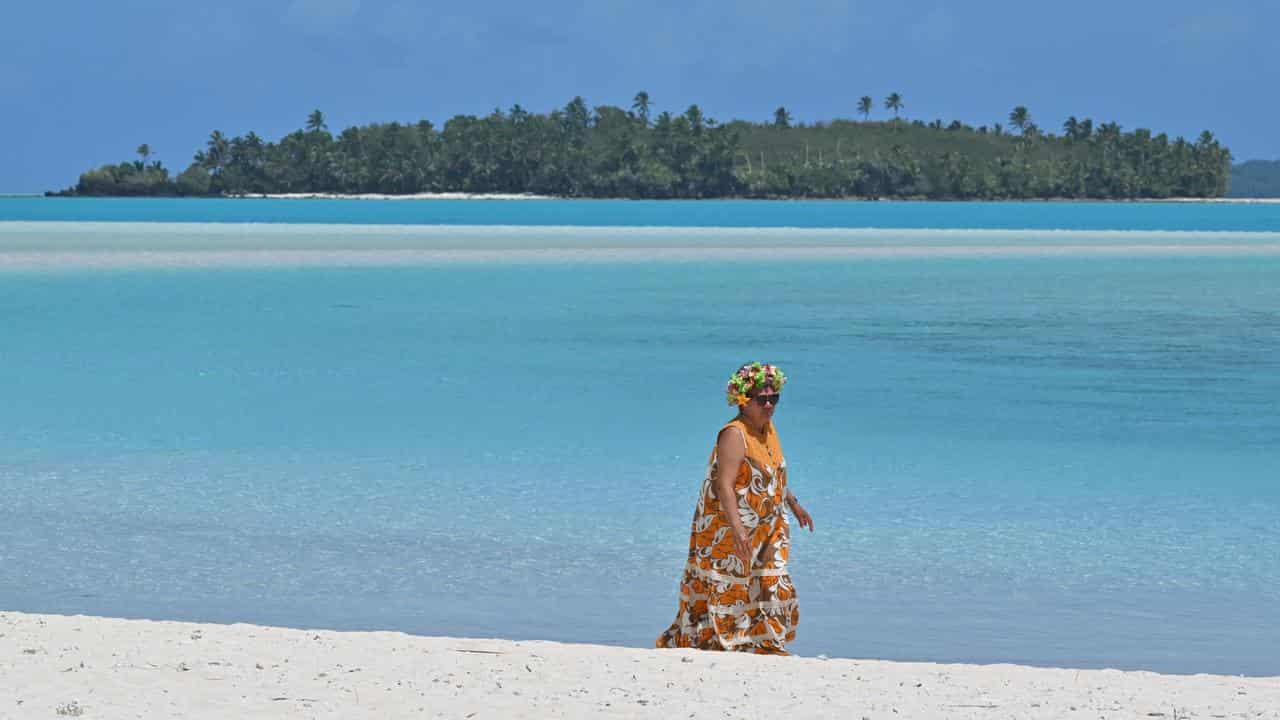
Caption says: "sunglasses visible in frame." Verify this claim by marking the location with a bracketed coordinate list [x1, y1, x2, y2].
[752, 393, 781, 407]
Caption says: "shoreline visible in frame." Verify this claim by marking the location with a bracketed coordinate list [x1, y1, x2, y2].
[23, 191, 1280, 202]
[5, 611, 1277, 719]
[241, 191, 558, 201]
[242, 194, 1280, 203]
[1157, 196, 1280, 204]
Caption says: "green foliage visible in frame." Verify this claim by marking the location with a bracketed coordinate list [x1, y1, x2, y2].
[631, 91, 651, 125]
[730, 116, 1229, 199]
[1228, 160, 1280, 197]
[72, 161, 174, 196]
[857, 96, 873, 120]
[884, 93, 904, 118]
[306, 109, 327, 134]
[175, 163, 211, 196]
[56, 100, 1233, 200]
[1009, 106, 1031, 135]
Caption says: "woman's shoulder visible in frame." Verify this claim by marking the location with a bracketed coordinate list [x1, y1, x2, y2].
[716, 418, 748, 445]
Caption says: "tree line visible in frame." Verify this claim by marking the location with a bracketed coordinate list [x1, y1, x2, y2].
[1228, 160, 1280, 198]
[56, 93, 1232, 200]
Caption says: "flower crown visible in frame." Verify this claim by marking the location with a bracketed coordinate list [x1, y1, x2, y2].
[726, 362, 787, 406]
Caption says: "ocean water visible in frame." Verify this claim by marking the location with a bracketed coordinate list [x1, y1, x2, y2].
[4, 196, 1280, 231]
[1, 198, 1278, 676]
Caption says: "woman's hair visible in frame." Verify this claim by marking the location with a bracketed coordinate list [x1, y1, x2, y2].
[726, 362, 787, 406]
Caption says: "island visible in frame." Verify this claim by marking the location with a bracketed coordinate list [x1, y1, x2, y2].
[51, 92, 1233, 201]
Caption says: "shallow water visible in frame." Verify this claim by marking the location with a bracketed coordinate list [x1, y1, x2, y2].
[1, 201, 1278, 675]
[5, 196, 1280, 231]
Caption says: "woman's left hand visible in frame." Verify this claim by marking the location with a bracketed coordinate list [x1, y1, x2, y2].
[790, 499, 814, 532]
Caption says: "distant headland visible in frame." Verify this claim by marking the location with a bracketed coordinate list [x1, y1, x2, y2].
[49, 93, 1234, 201]
[1228, 160, 1280, 198]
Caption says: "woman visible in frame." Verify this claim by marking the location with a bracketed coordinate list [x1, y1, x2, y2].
[656, 362, 814, 655]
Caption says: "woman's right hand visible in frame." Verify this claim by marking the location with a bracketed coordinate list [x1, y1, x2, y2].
[733, 526, 753, 573]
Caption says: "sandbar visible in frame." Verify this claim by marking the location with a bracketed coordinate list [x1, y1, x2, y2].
[3, 222, 1280, 271]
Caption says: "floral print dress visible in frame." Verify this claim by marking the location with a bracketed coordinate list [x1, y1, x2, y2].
[656, 418, 798, 654]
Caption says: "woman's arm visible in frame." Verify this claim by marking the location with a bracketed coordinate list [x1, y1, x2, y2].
[713, 427, 753, 571]
[786, 489, 815, 532]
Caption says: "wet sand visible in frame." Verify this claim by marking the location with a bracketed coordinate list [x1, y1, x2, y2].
[3, 222, 1280, 271]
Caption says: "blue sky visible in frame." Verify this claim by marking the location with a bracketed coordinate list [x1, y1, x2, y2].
[3, 0, 1276, 191]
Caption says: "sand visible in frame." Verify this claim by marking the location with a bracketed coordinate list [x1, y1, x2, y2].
[246, 192, 556, 200]
[3, 612, 1277, 719]
[1159, 197, 1280, 204]
[3, 221, 1280, 272]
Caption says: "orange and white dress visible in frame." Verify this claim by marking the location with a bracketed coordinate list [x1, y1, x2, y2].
[656, 418, 798, 654]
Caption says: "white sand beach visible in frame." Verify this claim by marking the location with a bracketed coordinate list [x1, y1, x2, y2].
[246, 192, 556, 200]
[3, 611, 1277, 719]
[1159, 197, 1280, 203]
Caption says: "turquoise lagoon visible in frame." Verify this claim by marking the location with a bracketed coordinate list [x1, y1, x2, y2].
[1, 198, 1278, 675]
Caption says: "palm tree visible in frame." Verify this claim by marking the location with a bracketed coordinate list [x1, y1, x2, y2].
[204, 131, 229, 170]
[631, 91, 651, 126]
[684, 104, 704, 133]
[1097, 121, 1122, 143]
[564, 96, 590, 133]
[136, 144, 152, 170]
[306, 109, 327, 134]
[773, 107, 791, 129]
[884, 93, 903, 118]
[1009, 106, 1031, 135]
[857, 96, 873, 120]
[1062, 116, 1080, 141]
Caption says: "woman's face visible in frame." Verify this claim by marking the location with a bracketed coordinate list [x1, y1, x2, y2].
[741, 385, 781, 425]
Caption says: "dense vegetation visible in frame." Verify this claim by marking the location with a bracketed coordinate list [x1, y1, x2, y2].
[55, 93, 1234, 200]
[1227, 160, 1280, 198]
